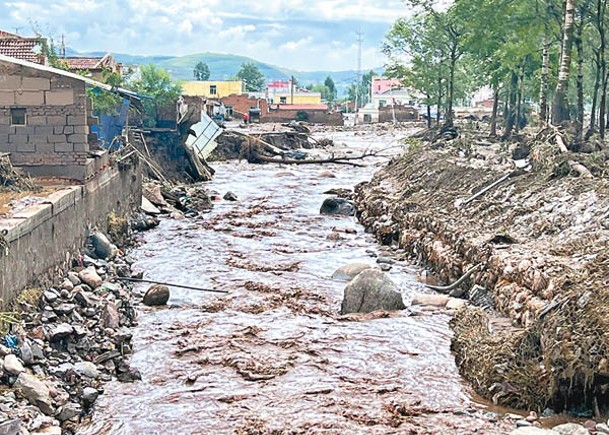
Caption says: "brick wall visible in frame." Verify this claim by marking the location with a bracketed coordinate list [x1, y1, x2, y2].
[0, 61, 90, 169]
[379, 106, 419, 123]
[220, 94, 268, 117]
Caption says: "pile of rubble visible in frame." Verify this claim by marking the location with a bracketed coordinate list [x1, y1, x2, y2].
[0, 233, 144, 435]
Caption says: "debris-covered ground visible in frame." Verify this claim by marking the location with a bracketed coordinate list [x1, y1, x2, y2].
[355, 123, 609, 419]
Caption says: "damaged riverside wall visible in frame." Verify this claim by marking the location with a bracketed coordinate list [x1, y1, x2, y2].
[0, 159, 141, 305]
[354, 139, 609, 413]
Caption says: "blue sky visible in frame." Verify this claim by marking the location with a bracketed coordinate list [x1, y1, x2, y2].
[0, 0, 410, 71]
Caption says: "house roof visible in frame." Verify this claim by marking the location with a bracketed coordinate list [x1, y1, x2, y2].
[276, 104, 328, 111]
[63, 53, 114, 71]
[0, 30, 20, 38]
[0, 37, 45, 64]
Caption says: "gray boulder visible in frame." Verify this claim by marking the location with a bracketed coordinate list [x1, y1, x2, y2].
[81, 387, 99, 407]
[143, 284, 170, 306]
[340, 269, 405, 314]
[13, 372, 54, 415]
[3, 354, 25, 375]
[552, 424, 589, 435]
[332, 263, 373, 281]
[90, 232, 117, 259]
[78, 266, 102, 289]
[320, 198, 355, 216]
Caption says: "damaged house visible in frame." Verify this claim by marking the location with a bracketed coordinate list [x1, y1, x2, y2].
[0, 53, 137, 180]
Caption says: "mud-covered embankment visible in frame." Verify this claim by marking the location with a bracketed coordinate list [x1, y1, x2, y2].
[355, 135, 609, 413]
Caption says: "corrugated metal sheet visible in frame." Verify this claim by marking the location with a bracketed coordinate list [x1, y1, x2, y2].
[185, 111, 222, 159]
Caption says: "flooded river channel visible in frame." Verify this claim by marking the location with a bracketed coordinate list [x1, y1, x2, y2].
[79, 129, 515, 434]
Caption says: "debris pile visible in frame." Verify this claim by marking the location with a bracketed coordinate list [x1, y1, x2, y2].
[0, 154, 38, 193]
[354, 126, 609, 412]
[0, 232, 144, 434]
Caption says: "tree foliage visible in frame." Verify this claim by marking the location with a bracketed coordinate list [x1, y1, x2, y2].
[131, 64, 182, 127]
[193, 61, 211, 81]
[236, 62, 266, 92]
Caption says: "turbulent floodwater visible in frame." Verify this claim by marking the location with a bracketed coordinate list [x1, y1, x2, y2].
[79, 129, 513, 434]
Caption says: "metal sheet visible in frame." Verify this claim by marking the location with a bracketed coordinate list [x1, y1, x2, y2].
[185, 111, 222, 159]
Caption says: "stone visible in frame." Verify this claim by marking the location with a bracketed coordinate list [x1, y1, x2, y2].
[340, 269, 406, 314]
[552, 423, 589, 435]
[13, 372, 54, 415]
[510, 428, 559, 435]
[596, 423, 609, 434]
[318, 171, 336, 178]
[54, 303, 76, 316]
[78, 266, 103, 289]
[49, 323, 74, 342]
[43, 291, 58, 304]
[380, 263, 392, 272]
[376, 256, 395, 265]
[90, 232, 117, 259]
[332, 263, 373, 281]
[81, 387, 99, 406]
[223, 191, 238, 201]
[143, 183, 168, 206]
[141, 197, 161, 215]
[32, 425, 62, 435]
[3, 354, 25, 375]
[67, 272, 81, 286]
[74, 361, 99, 379]
[0, 419, 21, 435]
[320, 197, 355, 216]
[19, 341, 34, 366]
[446, 298, 468, 310]
[143, 284, 170, 306]
[73, 289, 99, 308]
[0, 345, 10, 357]
[60, 279, 74, 291]
[411, 294, 450, 307]
[57, 402, 81, 421]
[102, 302, 120, 328]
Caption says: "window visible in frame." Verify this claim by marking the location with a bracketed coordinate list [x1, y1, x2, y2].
[209, 85, 217, 95]
[10, 108, 26, 126]
[280, 97, 287, 104]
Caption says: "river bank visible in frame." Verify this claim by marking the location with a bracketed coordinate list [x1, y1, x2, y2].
[355, 125, 609, 424]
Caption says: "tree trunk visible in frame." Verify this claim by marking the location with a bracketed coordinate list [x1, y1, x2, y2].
[503, 72, 518, 139]
[540, 39, 550, 124]
[516, 58, 526, 133]
[590, 48, 601, 131]
[490, 85, 499, 137]
[575, 18, 584, 144]
[446, 48, 457, 127]
[436, 69, 443, 126]
[551, 0, 575, 124]
[426, 93, 432, 128]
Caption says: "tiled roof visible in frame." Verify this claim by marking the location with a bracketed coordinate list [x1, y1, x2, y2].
[0, 30, 20, 38]
[0, 38, 45, 64]
[63, 57, 104, 70]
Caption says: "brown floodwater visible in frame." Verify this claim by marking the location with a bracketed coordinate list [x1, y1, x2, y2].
[78, 129, 515, 434]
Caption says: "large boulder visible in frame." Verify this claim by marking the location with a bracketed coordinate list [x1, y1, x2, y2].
[90, 232, 117, 259]
[143, 284, 170, 306]
[340, 269, 405, 314]
[332, 263, 373, 281]
[320, 198, 355, 216]
[13, 372, 54, 415]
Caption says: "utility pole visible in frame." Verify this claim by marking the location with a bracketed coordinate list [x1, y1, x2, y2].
[290, 75, 296, 105]
[60, 34, 66, 58]
[354, 30, 363, 126]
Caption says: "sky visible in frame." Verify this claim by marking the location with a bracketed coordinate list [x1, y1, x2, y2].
[0, 0, 411, 71]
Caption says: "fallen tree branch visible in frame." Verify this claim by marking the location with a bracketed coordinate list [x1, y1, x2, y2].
[252, 154, 367, 167]
[455, 172, 513, 208]
[425, 264, 482, 294]
[549, 123, 593, 179]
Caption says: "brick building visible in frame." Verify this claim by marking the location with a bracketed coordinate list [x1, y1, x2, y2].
[0, 31, 46, 64]
[0, 54, 131, 180]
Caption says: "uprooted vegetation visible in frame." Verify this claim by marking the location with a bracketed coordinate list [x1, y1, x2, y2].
[355, 124, 609, 413]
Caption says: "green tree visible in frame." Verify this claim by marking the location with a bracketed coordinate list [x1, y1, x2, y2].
[236, 62, 266, 92]
[131, 64, 182, 127]
[193, 61, 210, 81]
[324, 76, 337, 102]
[87, 69, 124, 116]
[348, 70, 375, 107]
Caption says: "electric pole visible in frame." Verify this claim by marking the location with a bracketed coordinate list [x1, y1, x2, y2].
[354, 30, 363, 125]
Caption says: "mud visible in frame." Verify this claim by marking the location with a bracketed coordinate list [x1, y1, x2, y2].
[78, 126, 518, 434]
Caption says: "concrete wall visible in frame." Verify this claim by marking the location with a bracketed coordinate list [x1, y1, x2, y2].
[264, 110, 344, 126]
[0, 61, 90, 173]
[182, 81, 243, 98]
[0, 160, 141, 306]
[379, 106, 419, 122]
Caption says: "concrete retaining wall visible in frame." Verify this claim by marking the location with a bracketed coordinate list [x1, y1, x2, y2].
[0, 160, 141, 305]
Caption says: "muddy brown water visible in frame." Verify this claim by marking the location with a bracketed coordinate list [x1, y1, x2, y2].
[78, 130, 515, 434]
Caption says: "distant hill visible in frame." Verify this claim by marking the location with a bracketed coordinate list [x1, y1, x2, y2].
[77, 50, 382, 96]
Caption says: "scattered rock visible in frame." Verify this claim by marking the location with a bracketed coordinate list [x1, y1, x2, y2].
[74, 362, 99, 379]
[318, 171, 336, 178]
[43, 291, 58, 304]
[376, 256, 395, 265]
[90, 232, 117, 259]
[446, 298, 468, 310]
[81, 387, 99, 407]
[380, 263, 392, 272]
[141, 197, 161, 215]
[60, 279, 74, 291]
[320, 197, 355, 216]
[332, 263, 373, 281]
[48, 323, 74, 342]
[78, 266, 103, 289]
[13, 373, 54, 415]
[510, 428, 559, 435]
[3, 354, 25, 375]
[552, 423, 589, 435]
[411, 294, 449, 307]
[340, 269, 406, 314]
[223, 191, 238, 201]
[67, 272, 81, 286]
[102, 302, 120, 329]
[143, 284, 170, 306]
[0, 419, 21, 435]
[56, 402, 81, 421]
[596, 423, 609, 434]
